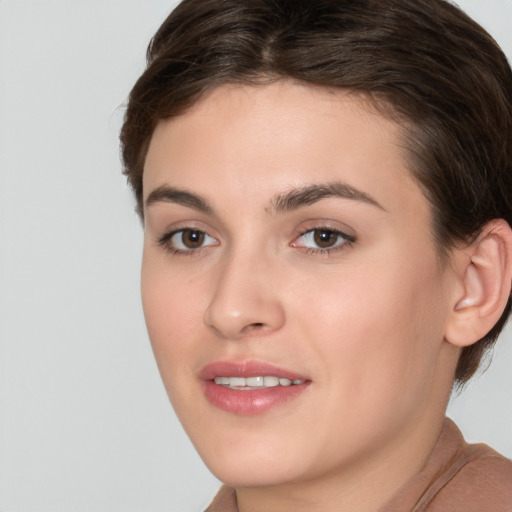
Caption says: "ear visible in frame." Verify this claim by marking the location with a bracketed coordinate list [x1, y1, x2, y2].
[445, 219, 512, 348]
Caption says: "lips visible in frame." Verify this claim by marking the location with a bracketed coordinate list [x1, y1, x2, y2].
[213, 376, 305, 388]
[200, 360, 310, 415]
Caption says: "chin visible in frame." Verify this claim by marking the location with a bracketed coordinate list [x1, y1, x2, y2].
[192, 434, 309, 488]
[207, 459, 302, 489]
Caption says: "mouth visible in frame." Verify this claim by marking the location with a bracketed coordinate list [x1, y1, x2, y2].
[200, 361, 310, 415]
[213, 376, 306, 390]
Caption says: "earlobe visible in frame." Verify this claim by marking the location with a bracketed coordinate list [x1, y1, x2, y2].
[445, 219, 512, 348]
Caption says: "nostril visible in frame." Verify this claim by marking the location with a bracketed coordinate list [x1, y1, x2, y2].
[204, 291, 286, 339]
[242, 322, 265, 333]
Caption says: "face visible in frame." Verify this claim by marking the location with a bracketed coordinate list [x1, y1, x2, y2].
[141, 82, 459, 489]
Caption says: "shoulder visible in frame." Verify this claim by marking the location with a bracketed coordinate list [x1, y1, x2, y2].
[204, 486, 237, 512]
[429, 443, 512, 511]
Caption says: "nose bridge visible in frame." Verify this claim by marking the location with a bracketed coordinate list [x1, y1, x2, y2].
[204, 244, 285, 339]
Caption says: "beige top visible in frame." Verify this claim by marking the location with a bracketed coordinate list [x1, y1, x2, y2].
[205, 418, 512, 511]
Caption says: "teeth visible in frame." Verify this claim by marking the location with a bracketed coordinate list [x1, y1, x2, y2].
[229, 377, 245, 387]
[246, 376, 264, 387]
[213, 376, 305, 388]
[263, 376, 279, 387]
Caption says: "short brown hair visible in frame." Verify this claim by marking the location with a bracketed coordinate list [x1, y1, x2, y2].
[120, 0, 512, 383]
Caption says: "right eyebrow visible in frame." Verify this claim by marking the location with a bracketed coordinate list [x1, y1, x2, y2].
[269, 181, 385, 214]
[145, 185, 213, 214]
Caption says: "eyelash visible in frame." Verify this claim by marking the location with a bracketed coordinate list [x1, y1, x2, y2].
[157, 228, 218, 256]
[157, 227, 356, 256]
[294, 227, 356, 256]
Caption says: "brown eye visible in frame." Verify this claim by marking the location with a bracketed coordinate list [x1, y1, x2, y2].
[292, 227, 354, 253]
[181, 229, 205, 249]
[162, 228, 218, 253]
[313, 229, 339, 248]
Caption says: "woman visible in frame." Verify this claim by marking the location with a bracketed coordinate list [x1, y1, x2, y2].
[120, 0, 512, 510]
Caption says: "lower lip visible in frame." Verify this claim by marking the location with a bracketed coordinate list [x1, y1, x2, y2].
[203, 380, 309, 415]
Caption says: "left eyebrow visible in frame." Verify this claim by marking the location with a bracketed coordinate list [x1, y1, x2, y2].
[145, 185, 213, 214]
[269, 181, 385, 214]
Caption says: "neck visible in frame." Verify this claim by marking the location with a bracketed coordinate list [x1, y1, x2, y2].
[236, 413, 446, 512]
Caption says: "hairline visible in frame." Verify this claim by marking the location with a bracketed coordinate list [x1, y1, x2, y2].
[138, 78, 458, 264]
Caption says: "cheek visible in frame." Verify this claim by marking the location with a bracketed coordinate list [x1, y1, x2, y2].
[141, 254, 204, 373]
[289, 254, 449, 406]
[141, 260, 210, 424]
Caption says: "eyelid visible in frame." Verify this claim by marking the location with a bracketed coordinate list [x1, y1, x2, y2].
[290, 223, 356, 254]
[157, 226, 219, 255]
[292, 227, 354, 246]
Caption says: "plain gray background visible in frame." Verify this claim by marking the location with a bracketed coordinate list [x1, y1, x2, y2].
[0, 1, 511, 511]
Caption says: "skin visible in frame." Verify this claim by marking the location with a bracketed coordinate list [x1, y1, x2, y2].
[141, 82, 465, 512]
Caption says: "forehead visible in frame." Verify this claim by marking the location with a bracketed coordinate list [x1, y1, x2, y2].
[143, 81, 424, 218]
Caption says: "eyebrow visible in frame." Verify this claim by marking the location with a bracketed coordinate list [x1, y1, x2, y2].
[145, 185, 213, 214]
[269, 181, 384, 214]
[144, 181, 384, 216]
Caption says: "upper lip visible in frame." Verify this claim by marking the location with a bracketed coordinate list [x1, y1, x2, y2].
[199, 360, 309, 382]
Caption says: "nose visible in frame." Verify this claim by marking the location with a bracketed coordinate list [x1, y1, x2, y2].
[203, 251, 286, 340]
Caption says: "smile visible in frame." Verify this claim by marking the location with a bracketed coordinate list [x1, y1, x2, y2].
[213, 376, 306, 389]
[201, 361, 310, 415]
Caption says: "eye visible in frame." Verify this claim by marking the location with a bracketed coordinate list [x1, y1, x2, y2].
[292, 227, 355, 253]
[159, 228, 218, 254]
